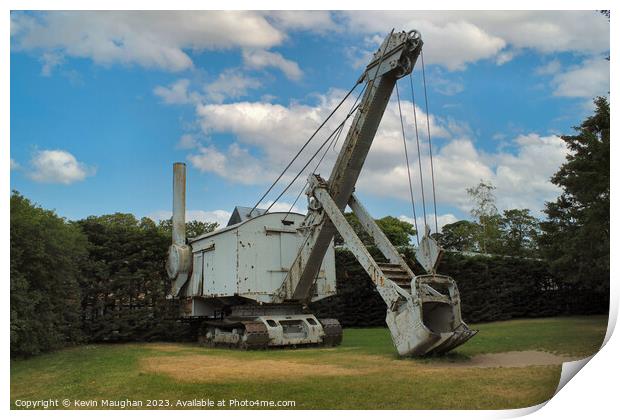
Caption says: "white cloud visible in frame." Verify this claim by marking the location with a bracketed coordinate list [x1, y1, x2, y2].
[193, 88, 449, 171]
[339, 11, 609, 71]
[10, 158, 20, 170]
[177, 134, 199, 150]
[155, 70, 262, 106]
[431, 75, 464, 96]
[148, 200, 305, 229]
[188, 143, 268, 185]
[263, 200, 306, 215]
[551, 57, 610, 98]
[495, 50, 516, 66]
[148, 209, 232, 228]
[359, 133, 567, 216]
[267, 11, 337, 33]
[154, 79, 199, 105]
[40, 51, 63, 76]
[340, 13, 506, 71]
[167, 80, 567, 216]
[398, 213, 459, 235]
[28, 149, 94, 184]
[242, 49, 303, 80]
[11, 11, 285, 72]
[204, 69, 262, 103]
[11, 11, 609, 76]
[535, 59, 562, 76]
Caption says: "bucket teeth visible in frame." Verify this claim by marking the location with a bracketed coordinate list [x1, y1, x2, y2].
[427, 326, 478, 355]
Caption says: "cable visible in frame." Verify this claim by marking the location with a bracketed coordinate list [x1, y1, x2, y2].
[265, 104, 361, 213]
[282, 82, 367, 220]
[408, 72, 428, 232]
[421, 50, 439, 235]
[248, 80, 361, 216]
[396, 82, 420, 246]
[282, 122, 346, 221]
[265, 29, 394, 216]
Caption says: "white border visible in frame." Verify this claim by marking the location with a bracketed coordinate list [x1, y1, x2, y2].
[3, 2, 616, 419]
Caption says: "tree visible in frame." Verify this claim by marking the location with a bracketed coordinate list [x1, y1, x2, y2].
[11, 191, 87, 356]
[436, 220, 479, 252]
[499, 209, 541, 257]
[334, 213, 415, 247]
[157, 218, 219, 239]
[540, 97, 609, 292]
[466, 181, 502, 253]
[376, 216, 416, 246]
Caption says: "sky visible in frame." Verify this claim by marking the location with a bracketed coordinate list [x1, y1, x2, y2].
[9, 11, 610, 232]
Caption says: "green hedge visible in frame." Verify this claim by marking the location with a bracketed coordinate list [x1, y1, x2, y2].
[10, 193, 86, 357]
[311, 248, 609, 326]
[76, 215, 191, 343]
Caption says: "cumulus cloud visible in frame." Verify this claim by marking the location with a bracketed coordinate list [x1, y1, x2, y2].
[153, 79, 199, 105]
[10, 158, 20, 171]
[263, 200, 306, 215]
[398, 213, 459, 235]
[339, 10, 609, 70]
[340, 12, 506, 71]
[177, 134, 199, 150]
[188, 143, 269, 185]
[40, 51, 63, 76]
[535, 59, 562, 76]
[204, 69, 262, 103]
[267, 11, 337, 33]
[242, 49, 303, 80]
[148, 200, 304, 230]
[182, 83, 567, 216]
[431, 74, 464, 96]
[28, 149, 94, 184]
[155, 69, 262, 106]
[148, 209, 232, 228]
[550, 57, 610, 98]
[11, 11, 285, 72]
[359, 133, 567, 215]
[11, 11, 609, 75]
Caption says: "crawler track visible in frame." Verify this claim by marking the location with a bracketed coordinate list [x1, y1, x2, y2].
[197, 318, 343, 350]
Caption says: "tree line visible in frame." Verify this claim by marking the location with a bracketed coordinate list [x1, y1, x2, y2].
[10, 97, 609, 357]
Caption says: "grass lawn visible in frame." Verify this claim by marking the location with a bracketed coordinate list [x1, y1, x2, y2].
[11, 315, 608, 410]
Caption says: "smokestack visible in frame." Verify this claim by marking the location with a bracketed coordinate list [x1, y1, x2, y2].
[172, 162, 186, 245]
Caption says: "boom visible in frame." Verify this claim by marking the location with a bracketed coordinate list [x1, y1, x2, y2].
[284, 30, 423, 300]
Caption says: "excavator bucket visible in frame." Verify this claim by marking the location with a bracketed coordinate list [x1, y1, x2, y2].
[386, 234, 477, 357]
[386, 274, 477, 356]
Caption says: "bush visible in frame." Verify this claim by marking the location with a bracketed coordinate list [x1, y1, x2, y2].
[76, 214, 190, 342]
[10, 192, 87, 357]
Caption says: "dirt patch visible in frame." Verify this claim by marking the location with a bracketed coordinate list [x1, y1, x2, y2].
[141, 350, 576, 383]
[142, 343, 196, 353]
[142, 355, 361, 382]
[429, 351, 575, 368]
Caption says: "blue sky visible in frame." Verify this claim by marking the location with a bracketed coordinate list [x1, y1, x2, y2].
[10, 11, 610, 231]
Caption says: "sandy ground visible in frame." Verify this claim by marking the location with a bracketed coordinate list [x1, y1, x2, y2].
[141, 350, 576, 382]
[433, 351, 575, 368]
[142, 355, 358, 382]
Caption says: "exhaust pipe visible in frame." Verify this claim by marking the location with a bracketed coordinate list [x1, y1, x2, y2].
[172, 162, 186, 246]
[166, 162, 191, 297]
